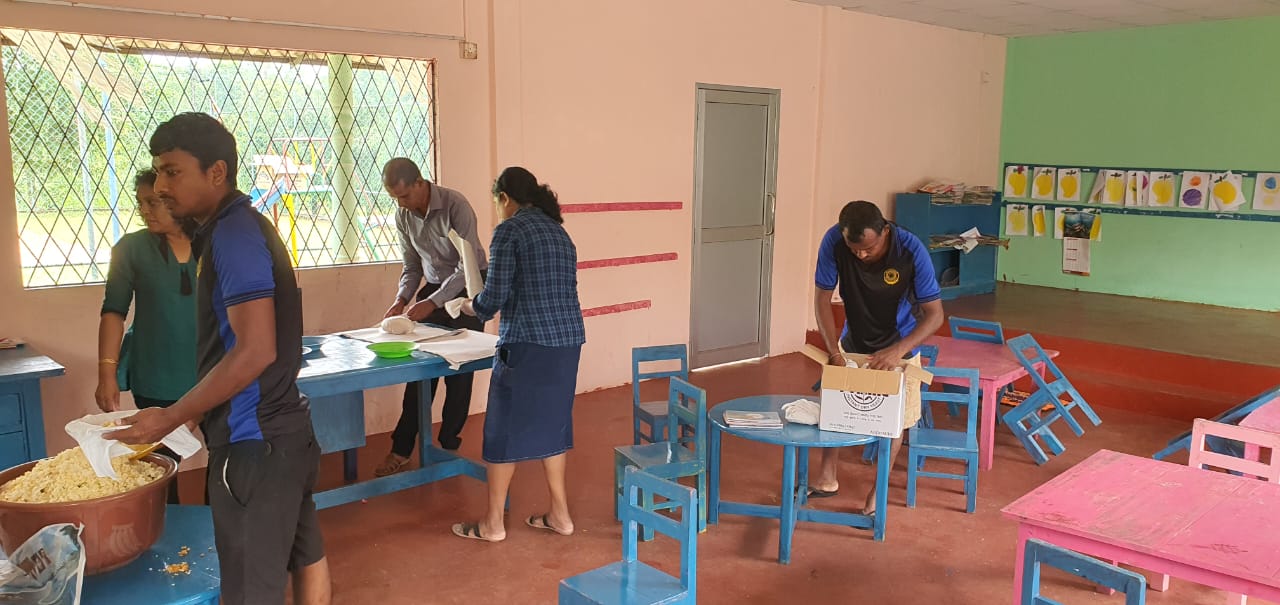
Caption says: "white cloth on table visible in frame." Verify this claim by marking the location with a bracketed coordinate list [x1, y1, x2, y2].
[780, 399, 821, 426]
[417, 330, 499, 370]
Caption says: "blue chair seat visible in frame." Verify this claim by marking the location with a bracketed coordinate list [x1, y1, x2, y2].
[910, 427, 972, 452]
[616, 442, 701, 473]
[637, 401, 669, 419]
[559, 561, 689, 605]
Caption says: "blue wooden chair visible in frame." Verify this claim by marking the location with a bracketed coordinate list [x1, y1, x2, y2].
[1002, 334, 1102, 465]
[945, 316, 1007, 417]
[631, 345, 689, 445]
[614, 377, 707, 538]
[906, 366, 980, 513]
[1153, 385, 1280, 461]
[861, 344, 940, 463]
[561, 468, 697, 605]
[1021, 539, 1146, 605]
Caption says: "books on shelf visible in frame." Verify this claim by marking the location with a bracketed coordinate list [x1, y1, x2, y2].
[915, 182, 996, 205]
[724, 411, 783, 429]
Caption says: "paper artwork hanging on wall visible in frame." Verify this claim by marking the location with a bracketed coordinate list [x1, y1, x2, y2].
[1148, 172, 1176, 207]
[1053, 207, 1066, 239]
[1004, 165, 1029, 199]
[1124, 171, 1149, 207]
[1031, 167, 1057, 200]
[1061, 208, 1102, 242]
[1056, 168, 1082, 202]
[1252, 173, 1280, 212]
[1178, 171, 1209, 209]
[1099, 170, 1126, 205]
[1006, 204, 1030, 236]
[1032, 205, 1047, 237]
[1209, 171, 1245, 212]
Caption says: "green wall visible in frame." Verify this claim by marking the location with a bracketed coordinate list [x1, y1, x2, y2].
[998, 17, 1280, 311]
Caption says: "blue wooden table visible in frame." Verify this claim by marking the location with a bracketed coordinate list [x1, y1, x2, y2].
[707, 395, 892, 564]
[0, 344, 64, 469]
[296, 335, 493, 510]
[83, 505, 220, 604]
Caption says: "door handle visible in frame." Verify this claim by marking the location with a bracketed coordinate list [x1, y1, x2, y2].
[764, 193, 776, 237]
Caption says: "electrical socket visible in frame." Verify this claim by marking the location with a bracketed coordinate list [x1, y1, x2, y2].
[459, 41, 478, 60]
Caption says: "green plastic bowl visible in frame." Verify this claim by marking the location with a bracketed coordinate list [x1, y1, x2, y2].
[367, 341, 416, 359]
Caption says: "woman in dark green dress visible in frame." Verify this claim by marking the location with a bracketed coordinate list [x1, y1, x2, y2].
[96, 169, 197, 503]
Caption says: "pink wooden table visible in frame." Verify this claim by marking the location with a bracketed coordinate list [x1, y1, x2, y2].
[1003, 449, 1280, 604]
[1241, 396, 1280, 462]
[924, 335, 1057, 471]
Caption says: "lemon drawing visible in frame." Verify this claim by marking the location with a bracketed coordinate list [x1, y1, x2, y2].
[1009, 167, 1027, 197]
[1089, 214, 1102, 240]
[1034, 169, 1054, 197]
[1009, 209, 1027, 233]
[1032, 209, 1046, 234]
[1105, 173, 1124, 202]
[1060, 171, 1079, 199]
[1212, 175, 1237, 207]
[1152, 175, 1173, 205]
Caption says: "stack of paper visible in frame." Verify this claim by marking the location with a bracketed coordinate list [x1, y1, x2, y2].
[723, 411, 783, 429]
[961, 186, 996, 205]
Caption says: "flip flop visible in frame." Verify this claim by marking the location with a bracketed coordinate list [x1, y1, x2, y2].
[451, 522, 504, 542]
[797, 486, 839, 499]
[375, 454, 411, 478]
[526, 514, 573, 536]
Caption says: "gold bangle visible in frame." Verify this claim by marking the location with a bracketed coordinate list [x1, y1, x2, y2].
[99, 358, 118, 365]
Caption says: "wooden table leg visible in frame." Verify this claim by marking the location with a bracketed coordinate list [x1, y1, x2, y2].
[1013, 524, 1031, 605]
[708, 425, 722, 525]
[980, 379, 1001, 470]
[873, 437, 890, 541]
[778, 445, 797, 564]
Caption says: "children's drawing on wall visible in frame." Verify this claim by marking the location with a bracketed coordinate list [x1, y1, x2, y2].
[1179, 171, 1209, 209]
[1005, 204, 1030, 236]
[1209, 171, 1245, 212]
[1124, 170, 1149, 207]
[1032, 167, 1056, 200]
[1148, 172, 1176, 207]
[1061, 208, 1102, 241]
[1252, 173, 1280, 212]
[1032, 205, 1047, 237]
[1004, 165, 1029, 199]
[1056, 168, 1082, 202]
[1100, 170, 1126, 205]
[1053, 207, 1066, 239]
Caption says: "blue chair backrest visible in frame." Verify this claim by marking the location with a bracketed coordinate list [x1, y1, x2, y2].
[1022, 539, 1146, 605]
[917, 344, 939, 367]
[632, 345, 690, 406]
[950, 317, 1005, 344]
[1006, 334, 1068, 391]
[621, 467, 697, 595]
[922, 367, 980, 445]
[665, 378, 707, 456]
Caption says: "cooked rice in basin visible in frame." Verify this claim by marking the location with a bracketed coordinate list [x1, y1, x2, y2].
[0, 447, 164, 503]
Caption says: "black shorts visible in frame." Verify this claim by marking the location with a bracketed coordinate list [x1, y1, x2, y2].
[209, 428, 325, 604]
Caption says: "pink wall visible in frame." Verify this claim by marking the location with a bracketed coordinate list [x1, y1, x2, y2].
[0, 0, 1005, 459]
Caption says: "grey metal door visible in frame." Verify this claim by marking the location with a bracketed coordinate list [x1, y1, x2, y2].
[690, 85, 779, 368]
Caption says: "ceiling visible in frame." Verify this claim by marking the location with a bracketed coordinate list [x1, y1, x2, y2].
[797, 0, 1280, 36]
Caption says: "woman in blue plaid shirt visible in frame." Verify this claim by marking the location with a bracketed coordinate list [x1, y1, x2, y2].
[454, 167, 586, 542]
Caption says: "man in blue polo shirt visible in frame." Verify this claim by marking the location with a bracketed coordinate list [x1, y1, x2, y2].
[810, 201, 944, 514]
[111, 112, 330, 604]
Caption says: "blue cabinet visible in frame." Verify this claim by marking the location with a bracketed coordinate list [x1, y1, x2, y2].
[894, 193, 1000, 300]
[0, 345, 65, 469]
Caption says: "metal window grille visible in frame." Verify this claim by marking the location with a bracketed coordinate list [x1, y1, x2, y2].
[1, 28, 437, 288]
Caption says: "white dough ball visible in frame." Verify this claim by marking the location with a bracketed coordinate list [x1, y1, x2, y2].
[380, 316, 415, 335]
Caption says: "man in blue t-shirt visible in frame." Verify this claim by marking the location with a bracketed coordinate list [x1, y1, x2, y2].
[810, 201, 944, 514]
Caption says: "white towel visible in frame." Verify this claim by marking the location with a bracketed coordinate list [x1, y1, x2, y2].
[444, 297, 467, 319]
[417, 330, 499, 370]
[781, 399, 821, 425]
[65, 411, 203, 479]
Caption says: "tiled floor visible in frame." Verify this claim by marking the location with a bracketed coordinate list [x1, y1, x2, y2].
[179, 352, 1255, 604]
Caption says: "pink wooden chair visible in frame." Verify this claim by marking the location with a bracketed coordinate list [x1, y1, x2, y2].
[1148, 419, 1280, 602]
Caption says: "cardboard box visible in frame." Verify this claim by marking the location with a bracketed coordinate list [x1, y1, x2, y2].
[803, 345, 933, 438]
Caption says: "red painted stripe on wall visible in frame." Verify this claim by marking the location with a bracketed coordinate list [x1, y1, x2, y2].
[560, 201, 683, 214]
[577, 253, 678, 270]
[582, 300, 652, 317]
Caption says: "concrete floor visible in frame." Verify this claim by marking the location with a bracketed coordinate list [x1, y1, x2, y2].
[180, 351, 1260, 604]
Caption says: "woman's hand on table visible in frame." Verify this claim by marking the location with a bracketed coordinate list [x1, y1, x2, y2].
[383, 299, 407, 319]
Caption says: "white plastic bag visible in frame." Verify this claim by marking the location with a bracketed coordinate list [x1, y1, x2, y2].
[64, 411, 202, 480]
[0, 523, 85, 605]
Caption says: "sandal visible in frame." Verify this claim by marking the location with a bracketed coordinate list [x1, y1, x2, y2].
[797, 485, 838, 499]
[451, 522, 504, 542]
[374, 454, 411, 477]
[526, 514, 573, 536]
